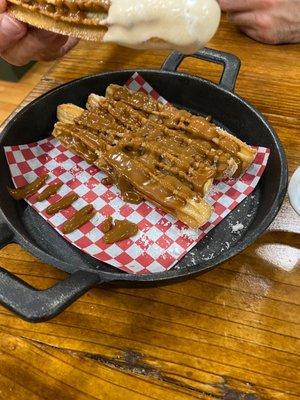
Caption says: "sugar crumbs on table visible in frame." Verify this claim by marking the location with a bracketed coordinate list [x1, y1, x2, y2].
[204, 184, 221, 200]
[203, 253, 215, 261]
[173, 226, 199, 241]
[140, 235, 152, 249]
[70, 166, 82, 176]
[231, 222, 244, 233]
[181, 229, 199, 241]
[189, 251, 197, 266]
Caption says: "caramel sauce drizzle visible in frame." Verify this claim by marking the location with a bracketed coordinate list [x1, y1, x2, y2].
[52, 85, 255, 229]
[105, 149, 189, 211]
[54, 98, 217, 213]
[118, 175, 143, 204]
[101, 177, 113, 186]
[7, 174, 48, 200]
[62, 205, 95, 234]
[58, 131, 98, 164]
[103, 219, 139, 244]
[100, 216, 113, 233]
[46, 193, 79, 215]
[121, 100, 237, 178]
[37, 182, 63, 202]
[105, 85, 245, 171]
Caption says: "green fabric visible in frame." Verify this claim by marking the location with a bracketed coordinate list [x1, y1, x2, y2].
[0, 59, 35, 82]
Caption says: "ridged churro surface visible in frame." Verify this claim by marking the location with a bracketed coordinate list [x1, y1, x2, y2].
[53, 85, 256, 228]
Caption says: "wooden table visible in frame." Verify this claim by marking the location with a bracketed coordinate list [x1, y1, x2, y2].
[0, 17, 299, 400]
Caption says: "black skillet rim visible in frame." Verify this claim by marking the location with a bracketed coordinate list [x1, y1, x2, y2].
[0, 68, 288, 284]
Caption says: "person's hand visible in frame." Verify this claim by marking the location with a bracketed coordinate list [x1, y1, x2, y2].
[0, 0, 78, 66]
[219, 0, 300, 44]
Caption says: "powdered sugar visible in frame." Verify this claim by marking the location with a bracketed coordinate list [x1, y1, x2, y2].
[231, 222, 244, 233]
[172, 226, 200, 241]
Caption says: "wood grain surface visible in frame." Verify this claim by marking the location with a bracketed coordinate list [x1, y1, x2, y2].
[0, 62, 53, 124]
[0, 16, 299, 400]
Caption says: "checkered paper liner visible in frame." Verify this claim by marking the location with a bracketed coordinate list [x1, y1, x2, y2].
[4, 73, 270, 274]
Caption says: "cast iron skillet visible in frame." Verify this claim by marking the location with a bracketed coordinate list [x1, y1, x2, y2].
[0, 48, 288, 322]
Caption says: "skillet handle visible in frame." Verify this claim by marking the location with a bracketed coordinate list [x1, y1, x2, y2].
[0, 219, 102, 322]
[0, 267, 102, 322]
[0, 222, 14, 249]
[0, 223, 102, 322]
[161, 48, 241, 92]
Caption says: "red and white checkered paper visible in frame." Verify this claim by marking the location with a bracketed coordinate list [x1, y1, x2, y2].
[4, 73, 270, 274]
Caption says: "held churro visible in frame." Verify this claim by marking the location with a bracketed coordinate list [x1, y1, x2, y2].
[8, 0, 220, 53]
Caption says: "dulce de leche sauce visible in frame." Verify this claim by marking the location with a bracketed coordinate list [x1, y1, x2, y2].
[102, 218, 139, 244]
[103, 0, 221, 54]
[7, 174, 48, 200]
[62, 205, 95, 234]
[37, 182, 63, 202]
[46, 193, 79, 215]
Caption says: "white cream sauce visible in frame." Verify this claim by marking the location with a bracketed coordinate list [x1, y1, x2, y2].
[103, 0, 221, 54]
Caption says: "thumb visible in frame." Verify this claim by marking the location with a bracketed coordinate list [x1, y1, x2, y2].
[0, 13, 27, 52]
[59, 36, 79, 56]
[0, 0, 7, 13]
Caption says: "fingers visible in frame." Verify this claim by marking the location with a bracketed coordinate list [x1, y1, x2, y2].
[238, 26, 275, 44]
[228, 11, 279, 43]
[2, 27, 79, 65]
[221, 0, 300, 44]
[60, 37, 79, 55]
[219, 0, 271, 13]
[228, 11, 269, 29]
[1, 28, 73, 65]
[0, 0, 78, 66]
[0, 13, 27, 52]
[0, 0, 7, 13]
[0, 0, 27, 53]
[33, 33, 79, 61]
[219, 0, 254, 12]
